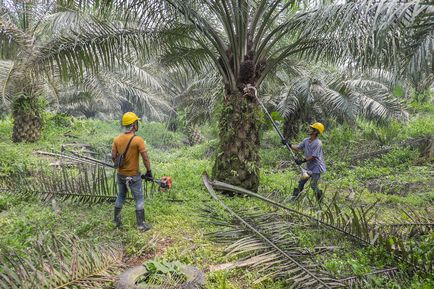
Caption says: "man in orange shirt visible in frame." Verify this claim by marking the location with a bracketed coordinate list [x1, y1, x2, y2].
[112, 112, 153, 231]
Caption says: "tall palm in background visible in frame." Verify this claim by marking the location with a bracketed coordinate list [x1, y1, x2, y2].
[0, 1, 102, 141]
[49, 61, 170, 120]
[0, 0, 151, 141]
[159, 68, 221, 144]
[0, 1, 52, 142]
[273, 67, 409, 139]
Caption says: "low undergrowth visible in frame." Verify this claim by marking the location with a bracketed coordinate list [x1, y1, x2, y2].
[0, 111, 433, 288]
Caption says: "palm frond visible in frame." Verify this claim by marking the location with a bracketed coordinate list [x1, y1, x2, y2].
[352, 88, 408, 122]
[203, 173, 343, 288]
[3, 161, 129, 204]
[207, 176, 434, 276]
[152, 24, 214, 73]
[51, 60, 171, 121]
[0, 16, 32, 58]
[0, 233, 124, 288]
[276, 68, 408, 124]
[402, 4, 434, 79]
[0, 60, 15, 104]
[121, 61, 163, 92]
[34, 10, 96, 38]
[28, 21, 149, 80]
[159, 67, 222, 126]
[103, 70, 171, 121]
[209, 178, 373, 245]
[286, 0, 433, 80]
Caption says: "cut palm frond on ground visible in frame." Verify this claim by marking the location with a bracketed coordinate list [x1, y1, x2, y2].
[0, 233, 124, 289]
[209, 178, 372, 245]
[203, 172, 343, 288]
[204, 175, 434, 279]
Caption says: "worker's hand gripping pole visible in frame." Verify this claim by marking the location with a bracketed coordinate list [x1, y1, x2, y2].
[247, 85, 306, 175]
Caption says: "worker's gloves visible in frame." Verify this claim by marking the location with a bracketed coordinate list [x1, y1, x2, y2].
[281, 139, 291, 146]
[142, 170, 154, 181]
[295, 158, 306, 165]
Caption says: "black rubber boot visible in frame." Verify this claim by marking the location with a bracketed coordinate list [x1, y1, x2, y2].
[135, 209, 152, 232]
[316, 190, 324, 203]
[290, 188, 301, 201]
[114, 207, 123, 228]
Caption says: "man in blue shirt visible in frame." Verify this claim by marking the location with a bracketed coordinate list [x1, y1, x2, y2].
[287, 122, 326, 201]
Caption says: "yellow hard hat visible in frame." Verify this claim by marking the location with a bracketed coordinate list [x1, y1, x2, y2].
[310, 122, 325, 134]
[122, 112, 140, 126]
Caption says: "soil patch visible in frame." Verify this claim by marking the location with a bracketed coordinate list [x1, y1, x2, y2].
[125, 237, 175, 266]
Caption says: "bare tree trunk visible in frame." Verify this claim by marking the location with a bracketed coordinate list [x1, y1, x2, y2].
[212, 88, 260, 192]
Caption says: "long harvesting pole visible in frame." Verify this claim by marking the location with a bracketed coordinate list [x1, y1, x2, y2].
[247, 85, 303, 171]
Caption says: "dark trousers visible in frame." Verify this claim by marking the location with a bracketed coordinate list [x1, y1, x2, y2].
[298, 173, 321, 194]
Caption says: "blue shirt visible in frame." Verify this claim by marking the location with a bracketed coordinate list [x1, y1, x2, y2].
[297, 138, 326, 173]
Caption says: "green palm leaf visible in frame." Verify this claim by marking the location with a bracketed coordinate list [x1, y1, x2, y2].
[0, 60, 14, 104]
[0, 234, 124, 288]
[277, 68, 408, 124]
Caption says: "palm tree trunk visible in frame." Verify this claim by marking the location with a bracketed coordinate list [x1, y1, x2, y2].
[12, 95, 42, 143]
[283, 112, 300, 140]
[212, 88, 260, 192]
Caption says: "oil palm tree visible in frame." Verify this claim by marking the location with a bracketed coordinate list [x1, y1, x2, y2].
[0, 1, 96, 141]
[0, 1, 46, 142]
[129, 0, 432, 191]
[0, 0, 148, 141]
